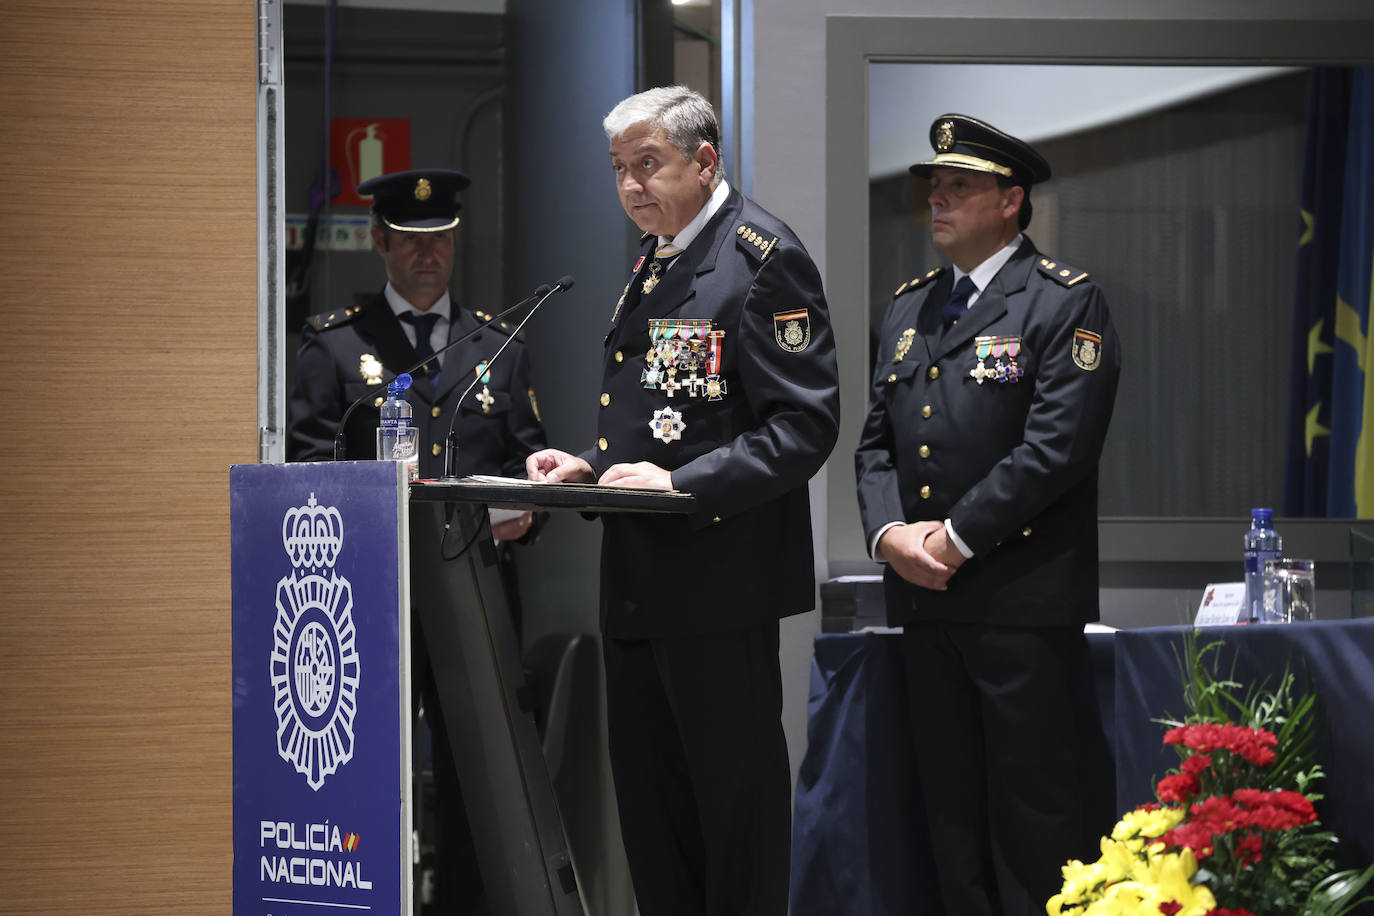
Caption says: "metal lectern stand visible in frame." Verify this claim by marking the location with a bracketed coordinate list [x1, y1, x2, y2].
[408, 480, 694, 916]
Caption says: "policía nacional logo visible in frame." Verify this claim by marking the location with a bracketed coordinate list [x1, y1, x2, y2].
[772, 309, 811, 353]
[271, 494, 361, 791]
[1072, 328, 1103, 371]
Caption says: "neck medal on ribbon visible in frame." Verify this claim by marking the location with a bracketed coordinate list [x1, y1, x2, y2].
[642, 260, 664, 295]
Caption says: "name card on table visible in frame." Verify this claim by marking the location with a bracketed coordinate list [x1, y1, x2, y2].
[1195, 582, 1247, 627]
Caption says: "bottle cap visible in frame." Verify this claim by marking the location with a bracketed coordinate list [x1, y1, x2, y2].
[388, 373, 413, 394]
[1251, 507, 1273, 521]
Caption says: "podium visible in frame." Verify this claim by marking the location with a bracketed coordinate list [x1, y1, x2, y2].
[231, 461, 693, 916]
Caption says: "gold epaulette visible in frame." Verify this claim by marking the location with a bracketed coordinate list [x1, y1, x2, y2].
[894, 267, 944, 297]
[736, 223, 779, 264]
[1037, 257, 1090, 287]
[474, 309, 518, 337]
[307, 305, 363, 331]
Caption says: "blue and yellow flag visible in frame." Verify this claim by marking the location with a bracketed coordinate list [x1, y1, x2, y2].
[1327, 69, 1374, 517]
[1283, 69, 1349, 516]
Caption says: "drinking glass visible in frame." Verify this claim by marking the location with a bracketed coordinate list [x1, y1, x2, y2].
[1261, 559, 1316, 623]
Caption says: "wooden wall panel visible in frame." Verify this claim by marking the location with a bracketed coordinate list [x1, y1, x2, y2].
[0, 2, 256, 912]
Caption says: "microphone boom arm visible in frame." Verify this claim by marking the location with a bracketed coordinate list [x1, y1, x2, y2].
[442, 277, 573, 479]
[330, 282, 553, 461]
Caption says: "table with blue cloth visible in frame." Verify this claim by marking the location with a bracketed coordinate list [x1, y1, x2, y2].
[789, 620, 1374, 916]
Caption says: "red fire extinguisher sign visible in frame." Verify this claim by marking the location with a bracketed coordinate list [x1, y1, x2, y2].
[329, 119, 412, 207]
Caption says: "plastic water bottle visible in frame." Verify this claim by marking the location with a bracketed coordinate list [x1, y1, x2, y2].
[379, 373, 413, 429]
[376, 374, 418, 480]
[1243, 508, 1282, 623]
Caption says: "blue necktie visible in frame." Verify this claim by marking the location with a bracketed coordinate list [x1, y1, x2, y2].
[398, 312, 442, 386]
[941, 276, 977, 330]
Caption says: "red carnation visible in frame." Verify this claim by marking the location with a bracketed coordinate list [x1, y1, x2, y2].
[1158, 772, 1200, 804]
[1235, 832, 1264, 866]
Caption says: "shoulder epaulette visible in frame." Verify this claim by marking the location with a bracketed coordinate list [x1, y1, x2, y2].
[473, 309, 520, 339]
[307, 305, 363, 331]
[735, 223, 779, 264]
[1037, 257, 1090, 287]
[894, 267, 944, 297]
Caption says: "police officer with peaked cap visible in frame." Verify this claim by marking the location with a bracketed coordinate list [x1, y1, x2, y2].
[286, 167, 548, 915]
[287, 167, 546, 489]
[855, 114, 1121, 916]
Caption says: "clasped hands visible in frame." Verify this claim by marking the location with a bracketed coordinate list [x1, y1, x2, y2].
[525, 448, 673, 491]
[878, 520, 967, 591]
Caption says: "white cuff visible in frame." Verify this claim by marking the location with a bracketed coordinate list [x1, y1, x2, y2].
[869, 521, 904, 562]
[944, 518, 974, 559]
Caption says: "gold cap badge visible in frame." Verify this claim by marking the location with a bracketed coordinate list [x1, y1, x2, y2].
[935, 120, 955, 152]
[413, 178, 432, 201]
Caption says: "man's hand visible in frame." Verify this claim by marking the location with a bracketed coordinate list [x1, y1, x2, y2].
[526, 449, 594, 484]
[878, 521, 959, 590]
[922, 524, 969, 570]
[491, 510, 534, 542]
[598, 461, 673, 490]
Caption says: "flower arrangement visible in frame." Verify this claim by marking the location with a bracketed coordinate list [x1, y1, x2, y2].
[1047, 635, 1374, 916]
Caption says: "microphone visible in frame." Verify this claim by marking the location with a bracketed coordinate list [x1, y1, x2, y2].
[441, 277, 574, 479]
[332, 282, 556, 461]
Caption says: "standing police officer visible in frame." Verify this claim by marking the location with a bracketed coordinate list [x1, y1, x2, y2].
[288, 167, 546, 498]
[855, 115, 1121, 916]
[287, 167, 547, 915]
[527, 86, 840, 916]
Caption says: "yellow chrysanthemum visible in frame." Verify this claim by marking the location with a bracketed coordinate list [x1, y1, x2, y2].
[1140, 846, 1216, 916]
[1054, 858, 1108, 902]
[1096, 837, 1141, 883]
[1112, 806, 1185, 842]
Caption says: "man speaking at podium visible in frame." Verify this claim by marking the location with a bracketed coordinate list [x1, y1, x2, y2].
[526, 87, 840, 916]
[287, 167, 548, 915]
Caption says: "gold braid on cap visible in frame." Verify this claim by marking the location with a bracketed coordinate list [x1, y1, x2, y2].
[381, 215, 462, 233]
[927, 152, 1013, 178]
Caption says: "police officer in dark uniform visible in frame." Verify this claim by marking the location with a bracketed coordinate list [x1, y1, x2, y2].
[526, 87, 840, 916]
[855, 115, 1121, 916]
[288, 168, 545, 489]
[287, 167, 547, 915]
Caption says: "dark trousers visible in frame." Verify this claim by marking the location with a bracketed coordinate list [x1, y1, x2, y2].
[603, 622, 791, 916]
[900, 622, 1090, 916]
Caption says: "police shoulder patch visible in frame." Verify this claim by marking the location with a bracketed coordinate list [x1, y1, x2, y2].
[1037, 257, 1090, 287]
[895, 267, 944, 297]
[307, 305, 363, 331]
[736, 223, 780, 264]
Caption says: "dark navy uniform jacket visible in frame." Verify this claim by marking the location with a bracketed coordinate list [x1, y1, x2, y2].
[855, 238, 1121, 628]
[287, 290, 547, 480]
[590, 188, 841, 639]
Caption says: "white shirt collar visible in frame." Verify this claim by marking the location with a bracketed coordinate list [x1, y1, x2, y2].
[384, 284, 451, 322]
[953, 234, 1024, 304]
[659, 180, 731, 253]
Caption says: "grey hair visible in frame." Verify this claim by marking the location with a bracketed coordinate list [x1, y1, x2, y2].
[604, 86, 726, 186]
